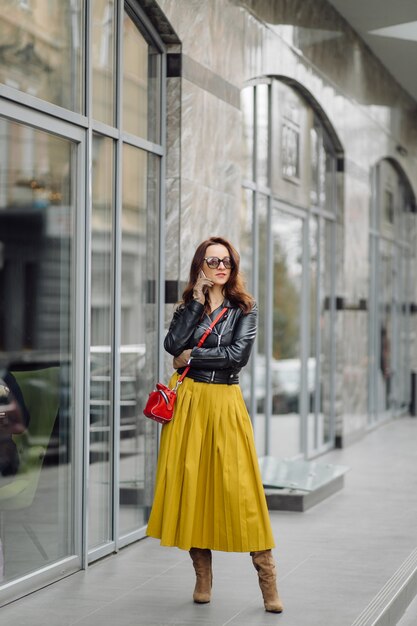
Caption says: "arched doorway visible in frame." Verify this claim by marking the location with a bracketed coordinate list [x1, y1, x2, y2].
[241, 77, 343, 458]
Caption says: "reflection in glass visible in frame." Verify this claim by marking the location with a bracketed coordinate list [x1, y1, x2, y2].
[0, 118, 74, 583]
[318, 220, 333, 447]
[123, 11, 160, 142]
[0, 1, 83, 112]
[369, 161, 414, 424]
[89, 135, 113, 550]
[282, 123, 300, 179]
[92, 0, 116, 125]
[256, 85, 269, 187]
[377, 240, 393, 414]
[240, 188, 254, 297]
[396, 246, 408, 411]
[308, 217, 318, 452]
[241, 87, 254, 181]
[308, 217, 334, 455]
[256, 195, 268, 422]
[324, 151, 335, 214]
[311, 127, 335, 213]
[270, 211, 303, 458]
[119, 145, 158, 538]
[239, 188, 254, 409]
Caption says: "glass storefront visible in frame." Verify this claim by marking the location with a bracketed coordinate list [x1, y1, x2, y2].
[241, 79, 337, 459]
[0, 0, 164, 603]
[0, 118, 76, 585]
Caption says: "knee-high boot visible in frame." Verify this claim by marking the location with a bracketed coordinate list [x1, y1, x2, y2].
[250, 550, 284, 613]
[189, 548, 212, 604]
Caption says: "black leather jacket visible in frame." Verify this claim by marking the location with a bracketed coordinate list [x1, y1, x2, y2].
[164, 298, 257, 384]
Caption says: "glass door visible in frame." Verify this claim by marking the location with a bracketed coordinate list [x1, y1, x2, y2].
[269, 208, 304, 458]
[87, 4, 162, 557]
[118, 148, 159, 540]
[0, 115, 81, 589]
[307, 216, 335, 455]
[89, 135, 114, 552]
[369, 161, 414, 425]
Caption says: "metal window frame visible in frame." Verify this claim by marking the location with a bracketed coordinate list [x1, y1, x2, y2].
[0, 0, 167, 576]
[368, 162, 413, 428]
[115, 0, 166, 549]
[0, 100, 86, 605]
[244, 77, 339, 460]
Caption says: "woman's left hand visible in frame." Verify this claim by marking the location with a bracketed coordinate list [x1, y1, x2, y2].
[173, 349, 192, 369]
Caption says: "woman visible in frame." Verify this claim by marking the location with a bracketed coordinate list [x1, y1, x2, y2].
[147, 236, 283, 614]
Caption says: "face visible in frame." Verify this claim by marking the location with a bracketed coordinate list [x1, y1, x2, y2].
[202, 244, 232, 288]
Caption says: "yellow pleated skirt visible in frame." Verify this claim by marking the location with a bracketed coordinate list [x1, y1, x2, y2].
[146, 374, 275, 552]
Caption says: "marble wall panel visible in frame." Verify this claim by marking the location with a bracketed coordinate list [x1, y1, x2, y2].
[157, 0, 245, 85]
[166, 77, 181, 180]
[165, 177, 180, 279]
[154, 0, 417, 442]
[180, 177, 240, 276]
[164, 76, 181, 282]
[181, 79, 241, 196]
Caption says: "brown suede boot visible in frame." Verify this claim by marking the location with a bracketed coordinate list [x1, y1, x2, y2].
[251, 550, 284, 613]
[189, 548, 212, 604]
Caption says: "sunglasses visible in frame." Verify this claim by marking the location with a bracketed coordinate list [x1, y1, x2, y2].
[204, 256, 233, 270]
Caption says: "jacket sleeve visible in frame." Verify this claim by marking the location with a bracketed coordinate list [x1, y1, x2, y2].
[163, 300, 204, 357]
[189, 303, 257, 370]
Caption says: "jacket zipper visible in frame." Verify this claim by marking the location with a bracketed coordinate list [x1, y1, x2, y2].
[210, 330, 223, 382]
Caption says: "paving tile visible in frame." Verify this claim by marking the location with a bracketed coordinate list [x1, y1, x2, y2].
[1, 418, 417, 626]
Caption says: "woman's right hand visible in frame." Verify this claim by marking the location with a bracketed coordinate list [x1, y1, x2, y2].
[192, 271, 213, 304]
[173, 349, 192, 369]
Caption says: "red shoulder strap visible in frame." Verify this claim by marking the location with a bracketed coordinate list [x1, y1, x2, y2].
[177, 306, 228, 384]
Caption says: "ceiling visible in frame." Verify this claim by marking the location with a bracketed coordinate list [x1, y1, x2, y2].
[326, 0, 417, 102]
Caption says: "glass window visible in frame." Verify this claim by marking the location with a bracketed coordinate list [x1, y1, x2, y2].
[256, 85, 269, 187]
[270, 210, 303, 458]
[254, 194, 269, 451]
[318, 219, 334, 448]
[92, 0, 116, 125]
[0, 1, 84, 112]
[244, 78, 339, 457]
[89, 134, 114, 550]
[241, 87, 254, 182]
[308, 216, 319, 452]
[377, 239, 394, 414]
[369, 161, 414, 425]
[0, 118, 75, 582]
[123, 10, 160, 142]
[239, 188, 254, 409]
[282, 123, 300, 180]
[119, 145, 158, 537]
[384, 189, 394, 224]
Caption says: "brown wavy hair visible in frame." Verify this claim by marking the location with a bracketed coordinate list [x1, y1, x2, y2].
[181, 237, 254, 314]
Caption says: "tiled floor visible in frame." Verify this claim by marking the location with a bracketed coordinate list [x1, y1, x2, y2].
[1, 417, 417, 626]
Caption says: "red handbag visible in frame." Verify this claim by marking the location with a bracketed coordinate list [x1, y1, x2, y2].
[143, 307, 228, 424]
